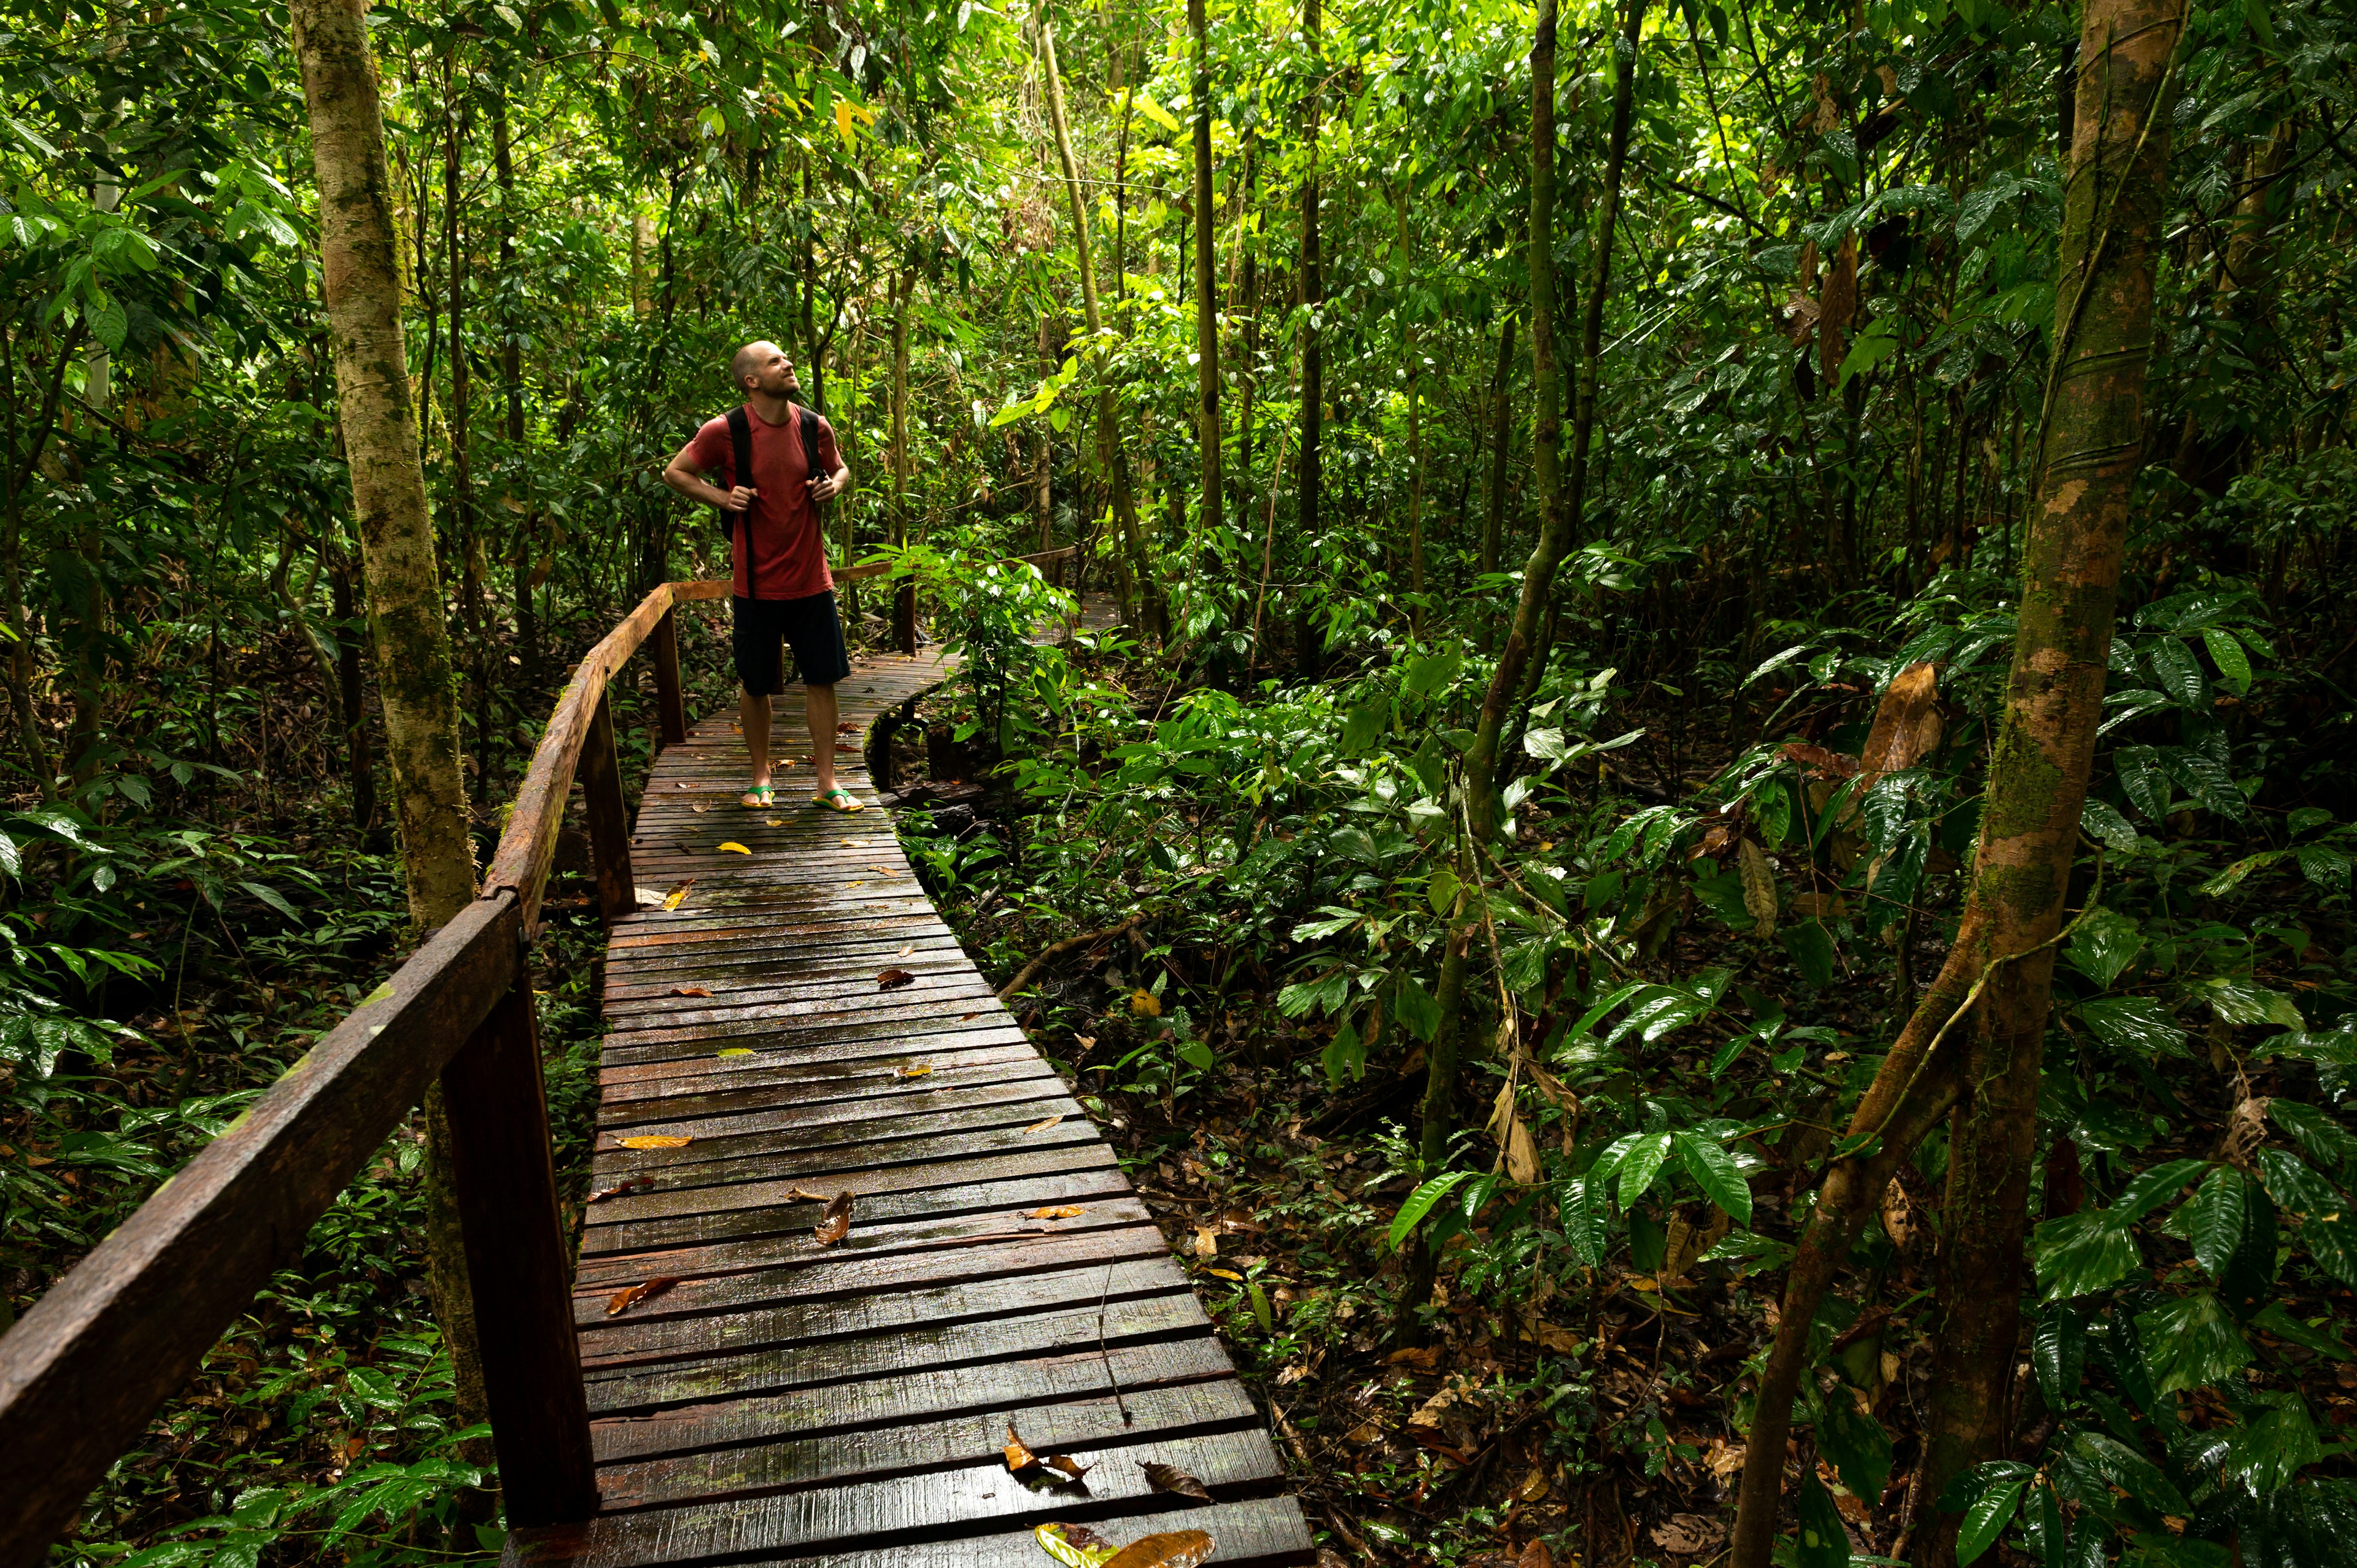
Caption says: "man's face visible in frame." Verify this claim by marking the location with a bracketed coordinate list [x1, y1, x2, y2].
[743, 342, 801, 396]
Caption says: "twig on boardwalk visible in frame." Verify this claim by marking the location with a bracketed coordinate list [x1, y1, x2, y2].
[995, 913, 1145, 1001]
[1097, 1262, 1131, 1425]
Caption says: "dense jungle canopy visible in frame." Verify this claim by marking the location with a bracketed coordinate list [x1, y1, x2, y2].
[6, 0, 2357, 1562]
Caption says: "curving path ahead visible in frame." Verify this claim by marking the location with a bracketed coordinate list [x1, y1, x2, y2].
[505, 624, 1314, 1568]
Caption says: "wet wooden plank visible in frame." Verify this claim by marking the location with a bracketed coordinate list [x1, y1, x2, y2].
[505, 1427, 1286, 1567]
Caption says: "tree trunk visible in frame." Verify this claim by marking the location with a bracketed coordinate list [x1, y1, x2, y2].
[1293, 0, 1320, 678]
[1189, 0, 1221, 565]
[287, 0, 486, 1467]
[1906, 2, 2183, 1559]
[1725, 4, 2185, 1562]
[494, 92, 535, 685]
[1478, 313, 1515, 654]
[332, 549, 376, 835]
[1406, 0, 1644, 1326]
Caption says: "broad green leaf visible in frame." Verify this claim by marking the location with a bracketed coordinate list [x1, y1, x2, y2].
[2298, 1211, 2357, 1288]
[2065, 906, 2143, 989]
[2267, 1102, 2357, 1181]
[1616, 1131, 1673, 1210]
[2114, 746, 2172, 821]
[2178, 1166, 2248, 1281]
[1956, 1473, 2029, 1566]
[239, 880, 303, 922]
[2138, 1291, 2253, 1394]
[2226, 1397, 2324, 1496]
[2252, 1148, 2342, 1221]
[2200, 850, 2288, 897]
[2070, 1430, 2191, 1515]
[2198, 978, 2302, 1030]
[1793, 1470, 1850, 1568]
[1816, 1397, 1891, 1501]
[1402, 647, 1462, 699]
[1387, 1172, 1472, 1251]
[2032, 1209, 2140, 1300]
[2076, 996, 2189, 1059]
[2080, 798, 2139, 852]
[1673, 1130, 1753, 1226]
[1426, 863, 1459, 916]
[2202, 625, 2254, 689]
[1339, 699, 1387, 754]
[2146, 638, 2208, 708]
[1391, 974, 1442, 1043]
[2033, 1303, 2086, 1409]
[2115, 1158, 2212, 1219]
[1782, 919, 1836, 988]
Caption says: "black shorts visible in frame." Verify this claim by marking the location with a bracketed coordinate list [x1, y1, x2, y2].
[732, 590, 851, 695]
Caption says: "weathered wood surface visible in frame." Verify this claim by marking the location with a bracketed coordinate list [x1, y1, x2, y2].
[508, 628, 1310, 1567]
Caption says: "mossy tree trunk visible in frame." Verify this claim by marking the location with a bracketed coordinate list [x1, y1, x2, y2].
[1726, 2, 2183, 1561]
[287, 0, 487, 1460]
[1188, 0, 1220, 576]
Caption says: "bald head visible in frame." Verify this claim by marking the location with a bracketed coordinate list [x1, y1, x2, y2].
[732, 341, 776, 391]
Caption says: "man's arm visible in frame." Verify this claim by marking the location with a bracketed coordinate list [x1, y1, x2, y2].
[808, 459, 852, 503]
[661, 441, 755, 512]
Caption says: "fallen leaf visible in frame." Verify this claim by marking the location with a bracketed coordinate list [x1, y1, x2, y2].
[896, 1064, 934, 1078]
[1514, 1466, 1551, 1504]
[1407, 1386, 1460, 1428]
[668, 986, 711, 997]
[616, 1135, 692, 1149]
[1386, 1345, 1442, 1369]
[813, 1191, 854, 1246]
[877, 968, 917, 990]
[718, 841, 752, 855]
[1129, 989, 1162, 1018]
[838, 722, 858, 733]
[765, 817, 783, 826]
[585, 1176, 652, 1203]
[662, 879, 694, 911]
[784, 1186, 832, 1202]
[1028, 1205, 1086, 1219]
[897, 944, 914, 956]
[1034, 1523, 1118, 1568]
[1192, 1226, 1218, 1259]
[1024, 1114, 1064, 1134]
[1533, 1323, 1584, 1354]
[1141, 1461, 1211, 1502]
[689, 804, 710, 813]
[1517, 1540, 1554, 1568]
[1343, 1419, 1384, 1444]
[1101, 1532, 1215, 1568]
[716, 1047, 753, 1057]
[959, 1011, 980, 1021]
[1040, 1453, 1093, 1481]
[1881, 1176, 1914, 1248]
[1704, 1436, 1746, 1480]
[870, 865, 895, 875]
[1275, 1364, 1310, 1386]
[1201, 1267, 1242, 1281]
[605, 1276, 679, 1316]
[1004, 1423, 1038, 1473]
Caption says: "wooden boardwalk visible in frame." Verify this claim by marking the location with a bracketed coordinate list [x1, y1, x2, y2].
[506, 638, 1315, 1568]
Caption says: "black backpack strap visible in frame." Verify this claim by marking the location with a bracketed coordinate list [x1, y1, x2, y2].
[801, 403, 826, 512]
[722, 404, 752, 538]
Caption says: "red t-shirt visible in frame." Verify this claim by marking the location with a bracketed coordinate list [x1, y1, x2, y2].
[681, 404, 843, 601]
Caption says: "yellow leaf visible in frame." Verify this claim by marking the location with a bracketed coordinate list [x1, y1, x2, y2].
[1202, 1267, 1242, 1281]
[896, 1064, 933, 1078]
[718, 841, 751, 855]
[833, 97, 857, 144]
[716, 1048, 753, 1057]
[617, 1135, 692, 1149]
[662, 879, 694, 911]
[1130, 989, 1162, 1018]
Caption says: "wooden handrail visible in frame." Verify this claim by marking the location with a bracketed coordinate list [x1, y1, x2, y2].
[0, 543, 1093, 1566]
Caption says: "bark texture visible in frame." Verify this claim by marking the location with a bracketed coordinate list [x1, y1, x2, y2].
[287, 0, 485, 1453]
[1189, 0, 1220, 553]
[1725, 2, 2182, 1561]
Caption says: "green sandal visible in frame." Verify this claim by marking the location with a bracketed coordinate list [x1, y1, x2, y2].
[741, 783, 776, 808]
[813, 786, 864, 813]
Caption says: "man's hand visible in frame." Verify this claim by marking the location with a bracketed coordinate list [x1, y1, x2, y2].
[808, 468, 849, 504]
[721, 485, 758, 513]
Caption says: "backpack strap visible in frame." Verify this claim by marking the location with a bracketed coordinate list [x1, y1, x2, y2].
[721, 404, 753, 539]
[801, 403, 826, 512]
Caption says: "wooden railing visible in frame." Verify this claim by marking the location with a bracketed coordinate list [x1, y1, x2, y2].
[0, 546, 1085, 1567]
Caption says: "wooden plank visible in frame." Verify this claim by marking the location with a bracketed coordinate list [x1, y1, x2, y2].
[596, 1034, 1035, 1097]
[597, 1010, 1022, 1068]
[584, 1106, 1104, 1204]
[595, 1051, 1053, 1124]
[504, 1427, 1286, 1568]
[583, 1286, 1212, 1415]
[573, 1192, 1155, 1292]
[580, 1499, 1318, 1568]
[574, 1225, 1178, 1339]
[594, 1375, 1264, 1513]
[0, 895, 522, 1567]
[585, 1073, 1072, 1151]
[590, 1332, 1236, 1465]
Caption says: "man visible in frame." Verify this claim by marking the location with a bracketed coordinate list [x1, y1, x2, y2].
[661, 341, 861, 812]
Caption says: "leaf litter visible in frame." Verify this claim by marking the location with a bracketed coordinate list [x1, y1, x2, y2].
[876, 967, 916, 990]
[813, 1191, 854, 1246]
[585, 1176, 653, 1203]
[1003, 1423, 1091, 1483]
[616, 1134, 692, 1149]
[605, 1276, 679, 1316]
[1141, 1461, 1212, 1501]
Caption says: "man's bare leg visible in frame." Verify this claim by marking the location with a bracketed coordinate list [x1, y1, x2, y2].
[806, 682, 839, 795]
[741, 688, 772, 800]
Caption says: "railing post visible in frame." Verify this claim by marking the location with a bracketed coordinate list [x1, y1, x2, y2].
[651, 606, 687, 749]
[440, 972, 599, 1527]
[894, 579, 916, 656]
[578, 690, 635, 924]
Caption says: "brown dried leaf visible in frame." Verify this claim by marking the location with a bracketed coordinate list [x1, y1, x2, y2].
[1737, 838, 1778, 938]
[1858, 660, 1943, 782]
[1192, 1226, 1218, 1259]
[1343, 1419, 1384, 1444]
[661, 879, 695, 911]
[1004, 1423, 1038, 1473]
[668, 986, 711, 997]
[813, 1191, 854, 1246]
[1881, 1177, 1914, 1248]
[1100, 1532, 1215, 1568]
[584, 1176, 652, 1204]
[1386, 1344, 1442, 1369]
[1533, 1323, 1583, 1354]
[784, 1186, 831, 1202]
[1650, 1514, 1727, 1556]
[1513, 1466, 1552, 1504]
[1778, 742, 1859, 779]
[1028, 1205, 1086, 1219]
[1517, 1539, 1554, 1568]
[1140, 1461, 1212, 1502]
[1040, 1453, 1093, 1481]
[616, 1135, 692, 1149]
[877, 967, 917, 991]
[605, 1276, 680, 1316]
[1506, 1115, 1542, 1186]
[1024, 1114, 1064, 1134]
